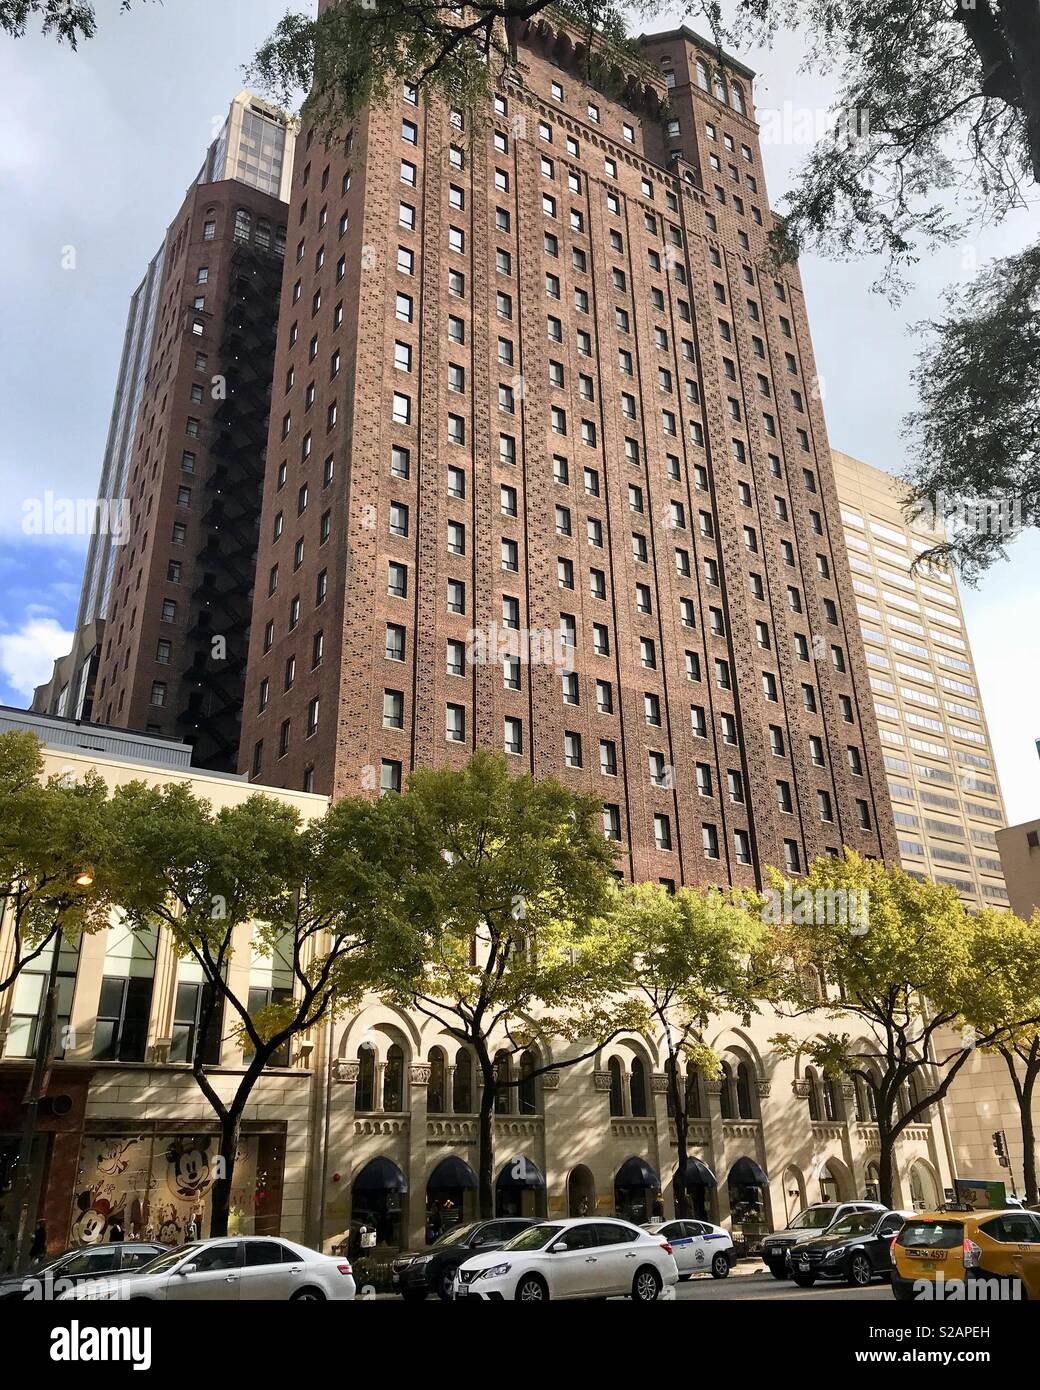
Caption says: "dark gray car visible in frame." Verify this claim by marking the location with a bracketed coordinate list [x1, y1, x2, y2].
[0, 1242, 168, 1300]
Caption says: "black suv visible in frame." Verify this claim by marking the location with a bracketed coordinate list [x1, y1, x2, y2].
[0, 1242, 168, 1301]
[760, 1201, 886, 1278]
[788, 1209, 911, 1288]
[393, 1219, 535, 1301]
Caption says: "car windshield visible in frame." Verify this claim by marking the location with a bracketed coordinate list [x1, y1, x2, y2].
[131, 1245, 203, 1275]
[789, 1206, 838, 1230]
[431, 1223, 479, 1247]
[502, 1223, 562, 1252]
[825, 1213, 879, 1238]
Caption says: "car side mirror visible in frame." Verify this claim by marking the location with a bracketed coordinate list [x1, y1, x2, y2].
[178, 1263, 198, 1277]
[549, 1242, 567, 1254]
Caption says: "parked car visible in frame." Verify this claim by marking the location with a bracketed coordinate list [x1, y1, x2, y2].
[0, 1242, 168, 1301]
[392, 1218, 536, 1301]
[759, 1202, 887, 1279]
[891, 1208, 1040, 1301]
[642, 1219, 737, 1279]
[56, 1236, 356, 1302]
[453, 1217, 679, 1301]
[788, 1209, 912, 1288]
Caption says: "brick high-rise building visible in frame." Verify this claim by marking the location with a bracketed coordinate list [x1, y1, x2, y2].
[240, 14, 897, 887]
[37, 93, 295, 772]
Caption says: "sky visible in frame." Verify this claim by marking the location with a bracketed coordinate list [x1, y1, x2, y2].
[0, 0, 1037, 821]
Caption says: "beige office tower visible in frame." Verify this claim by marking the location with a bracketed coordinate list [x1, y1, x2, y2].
[832, 450, 1035, 1193]
[831, 450, 1009, 910]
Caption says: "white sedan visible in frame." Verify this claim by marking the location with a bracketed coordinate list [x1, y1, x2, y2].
[56, 1236, 356, 1302]
[453, 1217, 678, 1301]
[643, 1219, 736, 1279]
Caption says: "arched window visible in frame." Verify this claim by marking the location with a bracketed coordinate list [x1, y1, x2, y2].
[907, 1071, 930, 1120]
[233, 208, 253, 243]
[685, 1067, 702, 1119]
[736, 1062, 754, 1119]
[428, 1047, 446, 1114]
[255, 218, 272, 251]
[356, 1042, 375, 1111]
[384, 1042, 405, 1111]
[518, 1050, 537, 1115]
[823, 1075, 841, 1122]
[630, 1057, 648, 1117]
[608, 1056, 624, 1116]
[453, 1048, 472, 1113]
[713, 70, 727, 103]
[719, 1062, 735, 1119]
[731, 82, 746, 115]
[696, 58, 710, 91]
[805, 1068, 821, 1122]
[493, 1049, 513, 1114]
[664, 1057, 678, 1117]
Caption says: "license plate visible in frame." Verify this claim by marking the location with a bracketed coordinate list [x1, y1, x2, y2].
[908, 1249, 944, 1261]
[392, 1274, 400, 1284]
[455, 1285, 468, 1298]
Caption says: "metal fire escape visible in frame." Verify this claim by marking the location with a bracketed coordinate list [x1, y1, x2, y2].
[176, 242, 283, 771]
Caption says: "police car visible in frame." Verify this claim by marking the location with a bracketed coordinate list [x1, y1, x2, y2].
[642, 1220, 736, 1279]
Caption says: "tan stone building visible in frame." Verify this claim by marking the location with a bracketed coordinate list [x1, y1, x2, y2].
[0, 711, 952, 1261]
[831, 451, 1036, 1200]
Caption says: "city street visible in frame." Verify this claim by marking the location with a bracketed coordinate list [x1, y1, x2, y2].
[671, 1271, 891, 1302]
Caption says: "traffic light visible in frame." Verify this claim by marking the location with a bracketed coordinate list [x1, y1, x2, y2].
[993, 1131, 1009, 1167]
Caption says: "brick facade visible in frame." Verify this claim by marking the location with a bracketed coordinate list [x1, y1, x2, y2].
[239, 18, 898, 886]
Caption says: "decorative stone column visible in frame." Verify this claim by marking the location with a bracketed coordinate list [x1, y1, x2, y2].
[407, 1063, 431, 1249]
[323, 1047, 359, 1246]
[704, 1077, 730, 1226]
[649, 1073, 673, 1216]
[539, 1069, 565, 1218]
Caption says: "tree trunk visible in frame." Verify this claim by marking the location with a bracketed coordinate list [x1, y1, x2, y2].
[1020, 1052, 1039, 1205]
[999, 0, 1040, 183]
[668, 1062, 691, 1218]
[477, 1051, 496, 1220]
[876, 1130, 896, 1209]
[209, 1109, 243, 1239]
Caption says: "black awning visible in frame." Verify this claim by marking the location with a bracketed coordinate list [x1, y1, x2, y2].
[352, 1157, 408, 1193]
[615, 1156, 660, 1190]
[428, 1155, 479, 1191]
[676, 1157, 717, 1188]
[728, 1156, 769, 1187]
[495, 1157, 546, 1191]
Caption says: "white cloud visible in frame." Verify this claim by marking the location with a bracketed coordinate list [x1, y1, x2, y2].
[0, 615, 73, 701]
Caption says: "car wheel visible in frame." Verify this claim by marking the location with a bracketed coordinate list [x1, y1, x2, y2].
[515, 1274, 548, 1303]
[710, 1253, 730, 1279]
[848, 1254, 873, 1288]
[631, 1266, 662, 1302]
[767, 1265, 787, 1281]
[792, 1274, 816, 1288]
[436, 1267, 456, 1302]
[290, 1287, 326, 1301]
[891, 1279, 917, 1302]
[400, 1288, 427, 1303]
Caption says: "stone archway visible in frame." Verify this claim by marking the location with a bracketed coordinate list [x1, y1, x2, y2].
[567, 1165, 596, 1218]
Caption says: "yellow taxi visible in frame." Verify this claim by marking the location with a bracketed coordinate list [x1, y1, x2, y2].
[891, 1208, 1040, 1300]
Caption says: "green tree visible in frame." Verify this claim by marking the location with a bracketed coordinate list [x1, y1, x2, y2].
[108, 779, 431, 1237]
[989, 1029, 1040, 1204]
[0, 731, 117, 999]
[769, 852, 1040, 1207]
[0, 0, 138, 46]
[611, 880, 771, 1217]
[382, 751, 639, 1219]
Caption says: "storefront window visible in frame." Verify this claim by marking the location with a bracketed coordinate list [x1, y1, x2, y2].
[68, 1128, 285, 1246]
